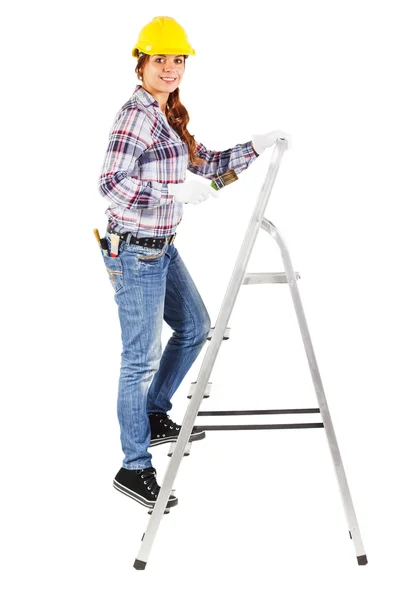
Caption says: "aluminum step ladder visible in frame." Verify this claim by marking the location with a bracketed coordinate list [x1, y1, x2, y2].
[133, 138, 368, 570]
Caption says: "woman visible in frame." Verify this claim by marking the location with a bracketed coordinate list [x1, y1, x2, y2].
[98, 16, 289, 511]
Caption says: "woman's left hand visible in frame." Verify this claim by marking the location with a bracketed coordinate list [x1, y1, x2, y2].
[252, 130, 292, 155]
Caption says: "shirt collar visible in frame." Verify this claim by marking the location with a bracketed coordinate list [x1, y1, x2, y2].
[134, 84, 159, 108]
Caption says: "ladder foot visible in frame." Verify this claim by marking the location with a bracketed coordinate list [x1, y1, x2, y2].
[357, 554, 368, 566]
[134, 559, 147, 570]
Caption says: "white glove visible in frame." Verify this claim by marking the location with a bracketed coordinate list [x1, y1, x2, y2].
[252, 130, 292, 155]
[169, 180, 219, 205]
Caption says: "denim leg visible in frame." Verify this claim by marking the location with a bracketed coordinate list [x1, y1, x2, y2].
[147, 243, 211, 414]
[113, 244, 167, 470]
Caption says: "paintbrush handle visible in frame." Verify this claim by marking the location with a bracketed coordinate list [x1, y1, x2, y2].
[93, 228, 101, 243]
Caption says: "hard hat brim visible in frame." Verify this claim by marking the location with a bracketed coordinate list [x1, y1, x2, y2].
[133, 46, 195, 57]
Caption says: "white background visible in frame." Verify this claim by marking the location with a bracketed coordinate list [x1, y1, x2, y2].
[2, 0, 400, 597]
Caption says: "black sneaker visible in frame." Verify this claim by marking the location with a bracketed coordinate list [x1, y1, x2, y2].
[113, 467, 178, 509]
[148, 412, 206, 447]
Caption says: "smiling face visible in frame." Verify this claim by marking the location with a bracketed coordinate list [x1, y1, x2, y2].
[140, 54, 185, 96]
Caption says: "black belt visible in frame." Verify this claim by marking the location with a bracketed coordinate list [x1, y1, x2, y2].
[106, 224, 176, 249]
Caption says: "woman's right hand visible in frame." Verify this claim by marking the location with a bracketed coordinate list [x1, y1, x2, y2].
[169, 181, 218, 205]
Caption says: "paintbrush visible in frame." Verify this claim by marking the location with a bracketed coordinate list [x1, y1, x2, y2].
[210, 169, 238, 191]
[93, 227, 109, 256]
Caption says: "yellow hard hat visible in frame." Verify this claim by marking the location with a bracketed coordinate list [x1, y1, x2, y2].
[132, 16, 196, 58]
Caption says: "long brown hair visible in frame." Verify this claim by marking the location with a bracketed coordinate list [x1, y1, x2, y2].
[135, 54, 207, 167]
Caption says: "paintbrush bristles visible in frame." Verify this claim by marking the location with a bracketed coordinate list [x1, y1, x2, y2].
[220, 169, 238, 185]
[211, 169, 238, 190]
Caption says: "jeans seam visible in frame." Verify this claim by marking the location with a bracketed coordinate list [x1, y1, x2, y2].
[168, 275, 197, 344]
[122, 465, 151, 470]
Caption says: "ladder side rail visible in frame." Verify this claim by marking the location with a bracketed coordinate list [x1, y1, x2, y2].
[134, 141, 289, 568]
[261, 219, 367, 563]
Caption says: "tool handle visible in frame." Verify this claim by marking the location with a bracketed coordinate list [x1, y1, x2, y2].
[93, 228, 101, 243]
[94, 227, 109, 256]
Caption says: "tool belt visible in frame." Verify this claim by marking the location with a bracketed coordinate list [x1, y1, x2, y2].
[107, 224, 176, 249]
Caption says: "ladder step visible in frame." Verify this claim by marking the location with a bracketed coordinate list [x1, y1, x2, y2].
[242, 271, 300, 285]
[207, 326, 231, 341]
[187, 381, 212, 399]
[167, 441, 192, 457]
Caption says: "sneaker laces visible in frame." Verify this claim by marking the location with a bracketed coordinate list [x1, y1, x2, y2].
[157, 413, 180, 431]
[139, 467, 160, 497]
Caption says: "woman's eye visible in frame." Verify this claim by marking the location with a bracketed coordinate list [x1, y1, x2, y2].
[155, 58, 182, 63]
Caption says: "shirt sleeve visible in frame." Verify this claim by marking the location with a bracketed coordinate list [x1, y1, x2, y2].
[98, 106, 174, 210]
[187, 139, 259, 180]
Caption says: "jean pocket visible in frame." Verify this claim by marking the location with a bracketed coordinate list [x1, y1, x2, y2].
[102, 254, 124, 292]
[136, 244, 166, 262]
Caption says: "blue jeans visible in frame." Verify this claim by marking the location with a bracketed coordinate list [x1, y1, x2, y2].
[103, 233, 211, 470]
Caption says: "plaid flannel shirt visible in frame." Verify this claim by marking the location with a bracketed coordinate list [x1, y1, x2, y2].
[98, 85, 258, 237]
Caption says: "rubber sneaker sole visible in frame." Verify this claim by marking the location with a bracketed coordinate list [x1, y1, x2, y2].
[113, 478, 178, 509]
[149, 429, 206, 447]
